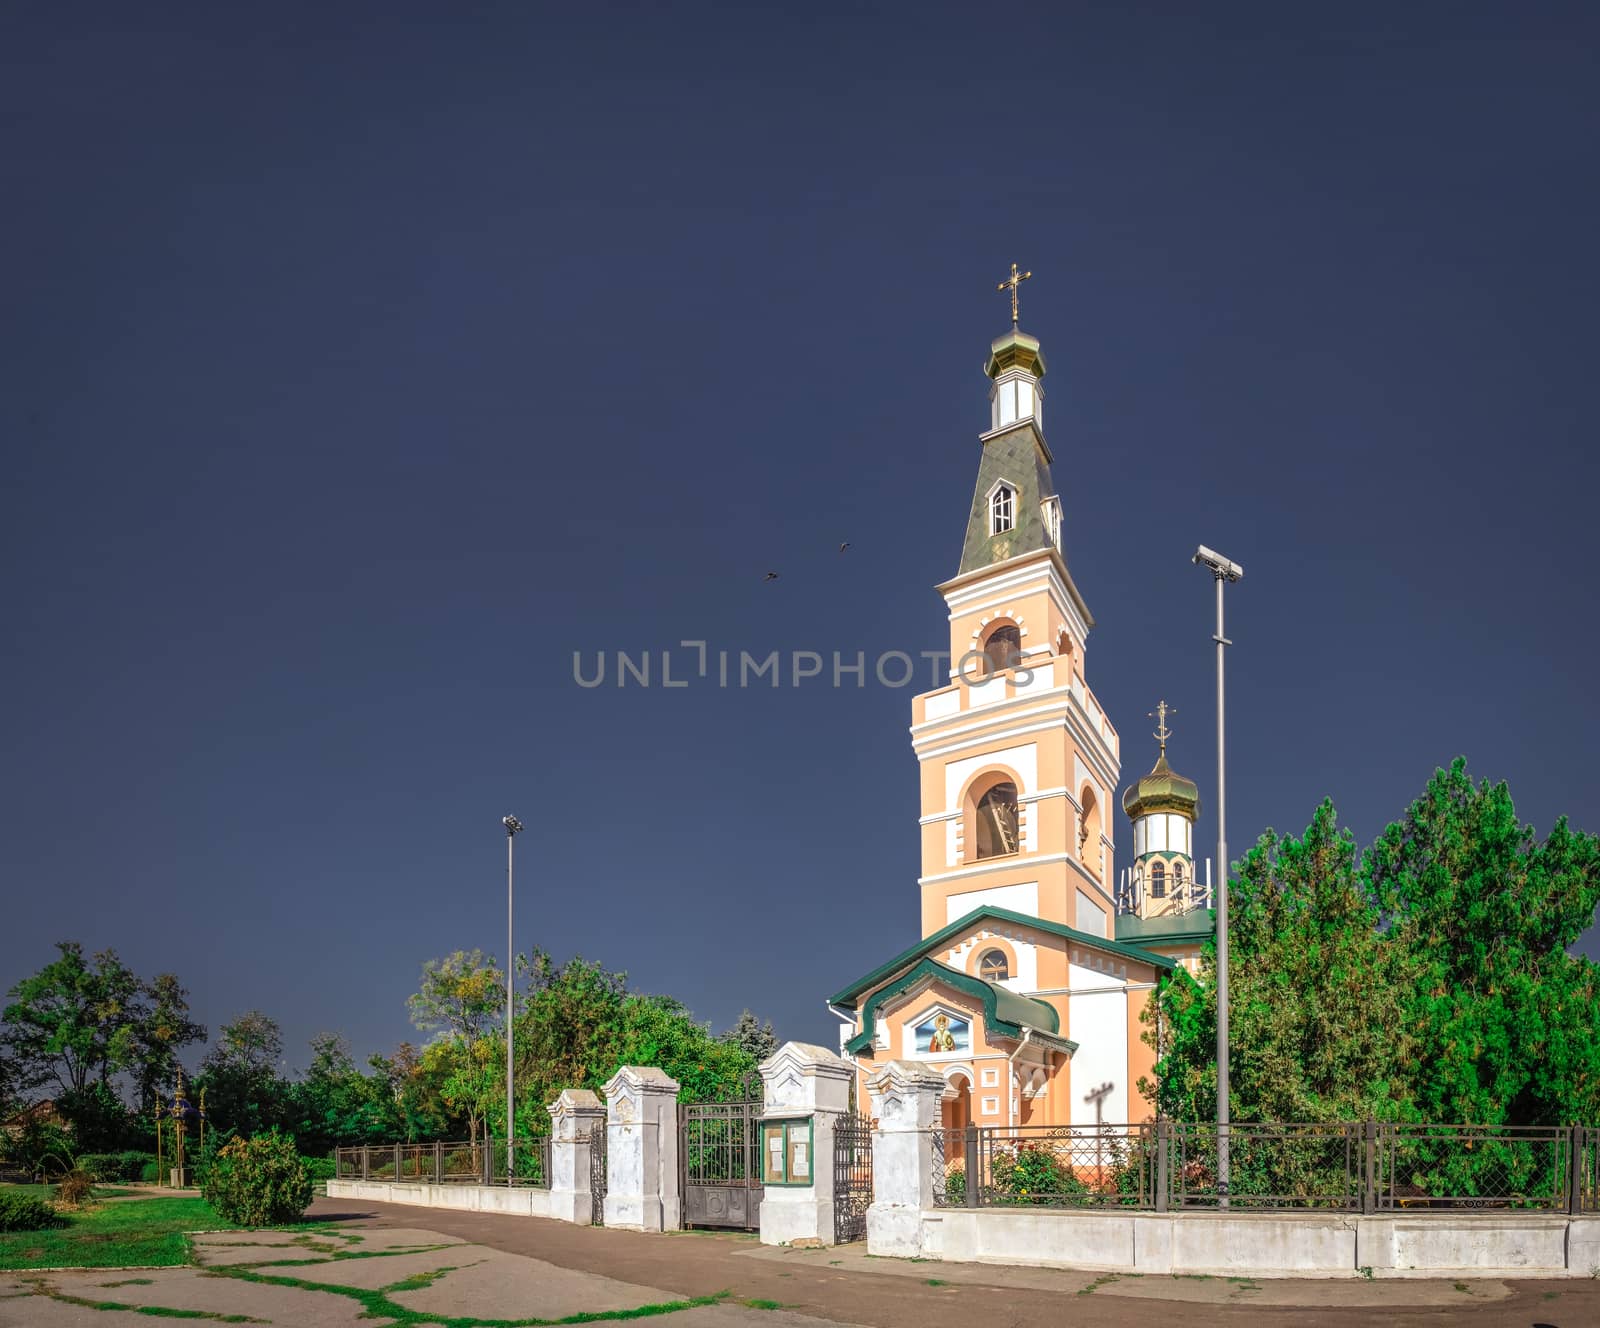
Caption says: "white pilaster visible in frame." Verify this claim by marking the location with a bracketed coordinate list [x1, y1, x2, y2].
[602, 1066, 682, 1231]
[866, 1060, 945, 1257]
[757, 1041, 854, 1247]
[546, 1088, 606, 1225]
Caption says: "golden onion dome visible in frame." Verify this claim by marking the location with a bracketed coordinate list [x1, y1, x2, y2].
[1122, 750, 1201, 820]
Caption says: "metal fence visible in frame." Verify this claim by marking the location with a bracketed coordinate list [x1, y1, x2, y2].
[930, 1122, 1599, 1214]
[334, 1137, 551, 1189]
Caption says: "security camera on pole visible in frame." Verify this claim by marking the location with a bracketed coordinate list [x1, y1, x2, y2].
[503, 814, 524, 1185]
[1191, 545, 1241, 1206]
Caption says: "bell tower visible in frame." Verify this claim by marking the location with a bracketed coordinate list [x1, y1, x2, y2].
[1119, 702, 1205, 919]
[909, 268, 1123, 943]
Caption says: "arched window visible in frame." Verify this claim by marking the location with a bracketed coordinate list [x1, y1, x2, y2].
[990, 484, 1015, 535]
[982, 624, 1021, 676]
[978, 949, 1010, 982]
[1150, 861, 1166, 898]
[1173, 861, 1185, 897]
[974, 782, 1019, 859]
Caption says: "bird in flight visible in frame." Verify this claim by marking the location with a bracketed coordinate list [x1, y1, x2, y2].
[839, 541, 851, 553]
[763, 571, 780, 582]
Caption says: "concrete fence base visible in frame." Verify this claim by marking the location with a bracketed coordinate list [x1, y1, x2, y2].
[327, 1179, 555, 1218]
[901, 1208, 1600, 1279]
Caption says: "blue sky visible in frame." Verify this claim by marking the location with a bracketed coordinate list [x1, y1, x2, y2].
[3, 1, 1597, 1072]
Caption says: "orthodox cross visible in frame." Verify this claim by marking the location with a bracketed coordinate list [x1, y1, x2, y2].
[996, 262, 1032, 324]
[1083, 1080, 1114, 1121]
[1149, 700, 1174, 754]
[1083, 1080, 1115, 1181]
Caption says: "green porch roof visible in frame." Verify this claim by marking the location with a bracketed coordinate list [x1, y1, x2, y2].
[828, 904, 1177, 1012]
[842, 956, 1073, 1057]
[1113, 909, 1216, 948]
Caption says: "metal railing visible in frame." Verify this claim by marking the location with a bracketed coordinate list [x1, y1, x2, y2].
[930, 1122, 1599, 1214]
[333, 1137, 551, 1189]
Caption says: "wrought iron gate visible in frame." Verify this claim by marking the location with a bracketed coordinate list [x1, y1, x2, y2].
[833, 1112, 873, 1243]
[680, 1076, 762, 1230]
[589, 1122, 607, 1225]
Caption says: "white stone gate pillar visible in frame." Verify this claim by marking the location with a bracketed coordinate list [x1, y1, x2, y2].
[546, 1088, 605, 1224]
[865, 1060, 944, 1258]
[602, 1066, 682, 1231]
[758, 1041, 854, 1247]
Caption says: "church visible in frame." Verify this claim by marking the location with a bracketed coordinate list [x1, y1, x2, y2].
[829, 273, 1215, 1132]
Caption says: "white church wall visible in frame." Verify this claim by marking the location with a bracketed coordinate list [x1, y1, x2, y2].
[945, 744, 1037, 809]
[1075, 891, 1106, 937]
[1011, 661, 1055, 698]
[945, 882, 1038, 924]
[946, 929, 1039, 993]
[966, 674, 1005, 707]
[1067, 963, 1128, 1126]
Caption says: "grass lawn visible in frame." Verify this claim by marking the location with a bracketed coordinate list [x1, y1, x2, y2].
[1, 1182, 135, 1201]
[0, 1196, 235, 1270]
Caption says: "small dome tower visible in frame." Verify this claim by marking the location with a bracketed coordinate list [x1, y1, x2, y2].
[1120, 701, 1202, 918]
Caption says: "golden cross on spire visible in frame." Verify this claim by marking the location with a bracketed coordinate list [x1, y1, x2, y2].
[1149, 700, 1174, 754]
[996, 262, 1032, 325]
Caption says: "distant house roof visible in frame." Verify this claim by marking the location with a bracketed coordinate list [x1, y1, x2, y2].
[1, 1099, 64, 1136]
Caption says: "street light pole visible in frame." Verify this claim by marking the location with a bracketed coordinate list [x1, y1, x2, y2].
[502, 814, 523, 1186]
[1192, 545, 1241, 1207]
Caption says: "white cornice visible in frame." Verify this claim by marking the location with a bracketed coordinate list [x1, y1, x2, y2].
[936, 547, 1094, 633]
[910, 696, 1121, 791]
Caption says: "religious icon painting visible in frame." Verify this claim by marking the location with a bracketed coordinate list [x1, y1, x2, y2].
[914, 1011, 970, 1055]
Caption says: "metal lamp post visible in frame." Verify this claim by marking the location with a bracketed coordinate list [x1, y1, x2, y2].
[502, 814, 524, 1185]
[1192, 544, 1242, 1205]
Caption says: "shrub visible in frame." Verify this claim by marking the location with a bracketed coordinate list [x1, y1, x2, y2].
[299, 1156, 336, 1182]
[988, 1140, 1087, 1206]
[54, 1166, 96, 1207]
[140, 1158, 162, 1183]
[0, 1191, 62, 1232]
[202, 1130, 313, 1226]
[78, 1151, 157, 1183]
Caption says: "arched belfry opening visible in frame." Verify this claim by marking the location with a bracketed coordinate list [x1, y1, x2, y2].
[973, 779, 1020, 859]
[981, 622, 1022, 676]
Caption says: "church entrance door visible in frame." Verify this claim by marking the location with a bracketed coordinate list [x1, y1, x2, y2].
[941, 1077, 972, 1133]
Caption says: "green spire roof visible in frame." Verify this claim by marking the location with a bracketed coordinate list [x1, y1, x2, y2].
[956, 327, 1059, 577]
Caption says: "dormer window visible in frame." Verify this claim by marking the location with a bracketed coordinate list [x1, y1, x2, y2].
[989, 483, 1015, 535]
[1041, 496, 1062, 550]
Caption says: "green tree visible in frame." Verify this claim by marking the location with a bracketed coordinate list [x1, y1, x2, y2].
[721, 1009, 778, 1063]
[506, 950, 759, 1127]
[368, 1041, 447, 1144]
[1367, 759, 1600, 1126]
[1143, 800, 1415, 1124]
[129, 973, 206, 1110]
[1, 944, 144, 1098]
[0, 946, 204, 1152]
[1146, 762, 1600, 1138]
[197, 1011, 290, 1139]
[408, 951, 504, 1149]
[289, 1033, 403, 1156]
